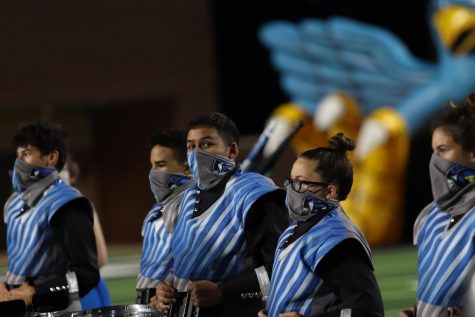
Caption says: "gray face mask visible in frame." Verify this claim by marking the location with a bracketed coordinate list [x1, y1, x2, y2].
[429, 154, 475, 214]
[285, 183, 339, 222]
[187, 149, 236, 190]
[149, 169, 191, 202]
[12, 158, 56, 193]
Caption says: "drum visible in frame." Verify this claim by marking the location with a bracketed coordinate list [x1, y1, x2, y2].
[34, 304, 162, 317]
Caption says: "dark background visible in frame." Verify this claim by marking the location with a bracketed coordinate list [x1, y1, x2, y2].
[0, 0, 436, 246]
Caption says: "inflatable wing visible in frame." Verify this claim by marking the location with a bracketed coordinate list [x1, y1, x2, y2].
[260, 17, 434, 117]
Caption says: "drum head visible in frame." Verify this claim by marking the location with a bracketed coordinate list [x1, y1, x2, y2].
[45, 304, 161, 317]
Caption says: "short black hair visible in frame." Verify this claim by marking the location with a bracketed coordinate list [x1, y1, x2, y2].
[431, 92, 475, 152]
[149, 129, 188, 164]
[300, 133, 355, 200]
[187, 112, 240, 145]
[13, 120, 68, 171]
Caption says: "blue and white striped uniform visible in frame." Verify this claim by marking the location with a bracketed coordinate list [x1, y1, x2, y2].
[266, 207, 371, 317]
[171, 171, 277, 289]
[137, 182, 190, 288]
[137, 203, 172, 288]
[5, 181, 83, 284]
[414, 203, 475, 317]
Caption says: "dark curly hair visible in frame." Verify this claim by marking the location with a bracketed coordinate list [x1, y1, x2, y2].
[13, 120, 68, 171]
[187, 112, 240, 145]
[149, 129, 188, 164]
[431, 92, 475, 152]
[300, 132, 355, 200]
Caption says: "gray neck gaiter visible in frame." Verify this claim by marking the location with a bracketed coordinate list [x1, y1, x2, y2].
[429, 154, 475, 216]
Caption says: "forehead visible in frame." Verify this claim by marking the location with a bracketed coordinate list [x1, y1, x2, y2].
[432, 127, 455, 147]
[187, 127, 222, 141]
[150, 145, 175, 160]
[291, 157, 320, 179]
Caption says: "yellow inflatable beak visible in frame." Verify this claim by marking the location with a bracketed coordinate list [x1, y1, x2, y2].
[434, 5, 475, 55]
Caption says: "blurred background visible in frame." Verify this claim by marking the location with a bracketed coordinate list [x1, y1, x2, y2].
[0, 0, 444, 314]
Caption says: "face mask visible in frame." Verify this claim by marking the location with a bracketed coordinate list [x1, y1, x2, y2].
[429, 154, 475, 211]
[187, 149, 236, 190]
[12, 158, 55, 193]
[285, 183, 339, 222]
[149, 169, 191, 202]
[58, 170, 71, 185]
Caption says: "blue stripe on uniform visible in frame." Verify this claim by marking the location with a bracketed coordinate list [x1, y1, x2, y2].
[138, 203, 174, 283]
[416, 204, 475, 307]
[5, 182, 81, 279]
[267, 208, 369, 317]
[171, 171, 277, 282]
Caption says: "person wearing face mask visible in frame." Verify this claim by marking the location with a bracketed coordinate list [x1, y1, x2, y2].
[259, 133, 384, 317]
[136, 130, 193, 305]
[400, 94, 475, 317]
[0, 121, 99, 313]
[153, 112, 289, 317]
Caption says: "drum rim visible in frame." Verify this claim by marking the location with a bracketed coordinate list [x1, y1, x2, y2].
[36, 304, 160, 317]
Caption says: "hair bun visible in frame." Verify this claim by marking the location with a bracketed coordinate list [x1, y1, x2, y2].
[328, 132, 355, 154]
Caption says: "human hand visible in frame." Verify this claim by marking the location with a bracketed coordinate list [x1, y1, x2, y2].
[187, 280, 222, 307]
[258, 309, 267, 317]
[447, 307, 463, 317]
[149, 293, 158, 307]
[153, 281, 178, 310]
[279, 313, 302, 317]
[399, 305, 416, 317]
[0, 283, 10, 302]
[8, 283, 35, 305]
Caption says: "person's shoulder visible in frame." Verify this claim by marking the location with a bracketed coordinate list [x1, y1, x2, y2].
[47, 180, 82, 197]
[311, 215, 345, 240]
[318, 238, 373, 274]
[143, 202, 164, 223]
[149, 202, 163, 214]
[234, 171, 276, 187]
[49, 194, 94, 225]
[4, 192, 19, 209]
[321, 209, 348, 229]
[312, 209, 368, 251]
[413, 202, 438, 244]
[254, 187, 286, 204]
[42, 182, 86, 210]
[4, 193, 20, 223]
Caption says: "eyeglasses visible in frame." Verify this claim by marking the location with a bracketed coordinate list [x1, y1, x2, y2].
[284, 177, 328, 193]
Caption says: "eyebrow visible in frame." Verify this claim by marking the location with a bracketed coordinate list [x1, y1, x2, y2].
[187, 136, 215, 143]
[16, 148, 29, 156]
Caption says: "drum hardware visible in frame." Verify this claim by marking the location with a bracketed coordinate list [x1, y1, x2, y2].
[33, 304, 161, 317]
[166, 292, 199, 317]
[136, 288, 157, 305]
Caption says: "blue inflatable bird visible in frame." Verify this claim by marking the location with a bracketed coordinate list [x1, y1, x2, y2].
[258, 0, 475, 245]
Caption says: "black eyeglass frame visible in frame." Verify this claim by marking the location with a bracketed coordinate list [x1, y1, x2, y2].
[284, 177, 329, 193]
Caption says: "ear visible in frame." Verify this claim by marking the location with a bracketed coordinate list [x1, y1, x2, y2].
[47, 150, 60, 169]
[228, 143, 239, 161]
[470, 151, 475, 164]
[325, 184, 339, 200]
[183, 161, 191, 176]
